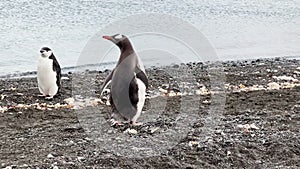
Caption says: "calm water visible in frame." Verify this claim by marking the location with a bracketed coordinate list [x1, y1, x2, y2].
[0, 0, 299, 76]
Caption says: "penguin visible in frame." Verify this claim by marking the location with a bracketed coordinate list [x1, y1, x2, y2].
[101, 34, 148, 126]
[37, 47, 61, 100]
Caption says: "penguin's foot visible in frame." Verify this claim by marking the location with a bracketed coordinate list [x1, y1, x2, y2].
[38, 94, 46, 97]
[110, 119, 123, 126]
[130, 121, 143, 126]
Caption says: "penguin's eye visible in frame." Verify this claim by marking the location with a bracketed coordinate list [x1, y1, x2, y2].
[115, 34, 122, 39]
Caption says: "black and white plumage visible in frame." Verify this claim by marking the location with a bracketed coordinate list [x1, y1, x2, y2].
[37, 47, 61, 99]
[101, 34, 148, 126]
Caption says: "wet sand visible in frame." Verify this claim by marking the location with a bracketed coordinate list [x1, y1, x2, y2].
[0, 58, 299, 168]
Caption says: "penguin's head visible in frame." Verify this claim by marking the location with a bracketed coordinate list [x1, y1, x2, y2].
[103, 34, 131, 49]
[40, 47, 53, 58]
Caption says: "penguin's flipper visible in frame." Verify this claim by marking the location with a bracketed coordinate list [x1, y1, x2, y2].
[135, 67, 148, 89]
[49, 55, 62, 89]
[100, 69, 115, 96]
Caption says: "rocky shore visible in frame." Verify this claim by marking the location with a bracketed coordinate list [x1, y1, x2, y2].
[0, 58, 299, 168]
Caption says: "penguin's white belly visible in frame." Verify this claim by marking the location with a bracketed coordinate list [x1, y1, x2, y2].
[37, 58, 58, 96]
[132, 78, 146, 122]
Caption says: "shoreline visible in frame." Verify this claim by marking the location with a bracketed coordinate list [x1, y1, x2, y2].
[1, 56, 299, 80]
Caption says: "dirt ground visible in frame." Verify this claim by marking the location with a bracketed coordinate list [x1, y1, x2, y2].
[0, 58, 299, 168]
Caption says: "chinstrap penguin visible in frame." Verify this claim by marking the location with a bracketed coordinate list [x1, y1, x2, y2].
[37, 47, 61, 100]
[101, 34, 148, 126]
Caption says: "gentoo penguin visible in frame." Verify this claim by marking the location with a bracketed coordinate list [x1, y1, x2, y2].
[37, 47, 61, 99]
[101, 34, 148, 126]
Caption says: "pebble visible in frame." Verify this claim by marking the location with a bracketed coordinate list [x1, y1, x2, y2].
[3, 165, 17, 169]
[64, 97, 75, 105]
[249, 123, 260, 130]
[124, 128, 138, 135]
[150, 127, 160, 134]
[61, 76, 69, 80]
[237, 123, 260, 131]
[9, 87, 16, 91]
[294, 71, 300, 75]
[267, 82, 280, 90]
[1, 94, 6, 100]
[47, 153, 55, 159]
[0, 106, 8, 113]
[84, 137, 93, 141]
[188, 141, 199, 147]
[239, 84, 246, 89]
[52, 164, 59, 169]
[196, 86, 210, 95]
[77, 156, 85, 161]
[215, 129, 223, 135]
[20, 164, 29, 167]
[273, 75, 298, 82]
[202, 100, 211, 104]
[92, 98, 102, 106]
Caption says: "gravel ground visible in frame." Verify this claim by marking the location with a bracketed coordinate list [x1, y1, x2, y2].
[0, 58, 299, 168]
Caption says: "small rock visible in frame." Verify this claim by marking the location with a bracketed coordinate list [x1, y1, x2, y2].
[255, 160, 263, 164]
[84, 137, 93, 141]
[267, 82, 280, 90]
[9, 87, 16, 91]
[54, 103, 61, 109]
[20, 164, 29, 167]
[237, 123, 259, 131]
[202, 100, 211, 104]
[1, 94, 6, 100]
[266, 69, 278, 73]
[237, 124, 248, 129]
[275, 57, 280, 61]
[215, 129, 222, 134]
[239, 84, 246, 89]
[47, 153, 55, 159]
[0, 106, 8, 113]
[197, 85, 210, 95]
[105, 102, 111, 106]
[273, 75, 298, 82]
[64, 97, 75, 105]
[294, 71, 300, 75]
[124, 128, 138, 135]
[77, 156, 85, 161]
[3, 165, 17, 169]
[150, 127, 160, 133]
[172, 64, 179, 68]
[188, 141, 199, 147]
[249, 123, 259, 130]
[61, 76, 69, 80]
[92, 99, 102, 106]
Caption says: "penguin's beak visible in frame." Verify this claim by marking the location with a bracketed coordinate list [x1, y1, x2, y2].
[103, 36, 113, 41]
